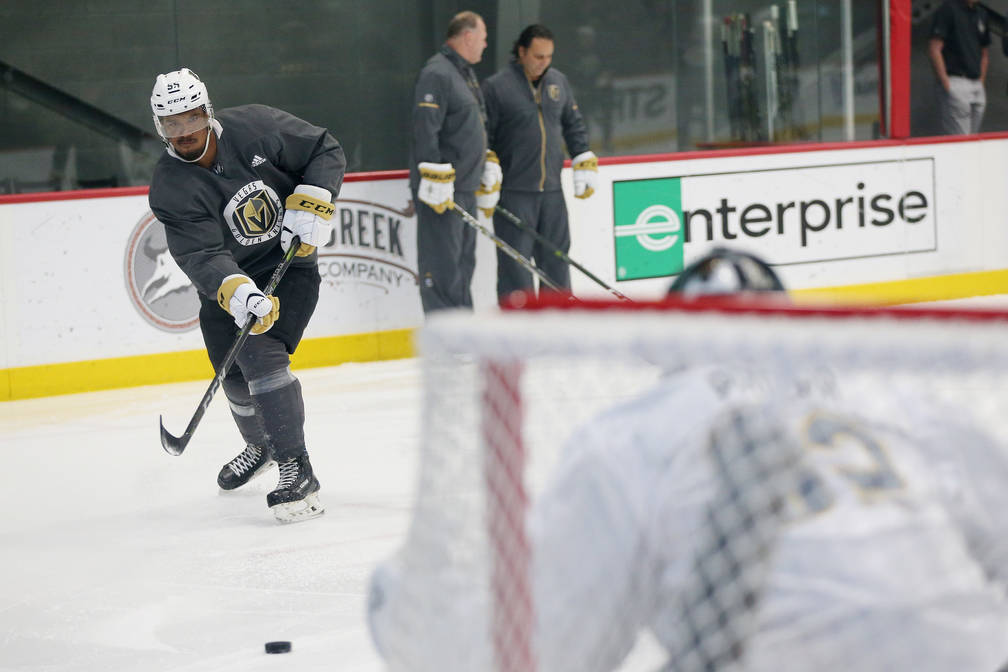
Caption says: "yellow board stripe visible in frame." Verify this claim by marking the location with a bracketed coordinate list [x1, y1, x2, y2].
[791, 269, 1008, 305]
[0, 328, 415, 402]
[4, 269, 1008, 401]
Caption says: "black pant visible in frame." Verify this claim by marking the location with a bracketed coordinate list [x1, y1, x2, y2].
[199, 264, 320, 383]
[415, 189, 477, 313]
[199, 264, 320, 462]
[492, 189, 571, 304]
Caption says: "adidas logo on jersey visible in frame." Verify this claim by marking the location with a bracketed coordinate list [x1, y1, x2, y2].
[251, 155, 266, 168]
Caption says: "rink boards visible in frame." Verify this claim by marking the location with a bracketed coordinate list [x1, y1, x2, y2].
[2, 135, 1008, 399]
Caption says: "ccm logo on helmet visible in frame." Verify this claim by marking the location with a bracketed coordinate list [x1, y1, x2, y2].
[166, 96, 189, 105]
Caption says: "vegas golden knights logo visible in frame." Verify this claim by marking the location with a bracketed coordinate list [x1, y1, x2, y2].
[547, 84, 561, 102]
[223, 180, 282, 246]
[238, 192, 276, 234]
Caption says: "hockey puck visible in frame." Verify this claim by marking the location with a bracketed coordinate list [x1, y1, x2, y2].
[264, 641, 292, 654]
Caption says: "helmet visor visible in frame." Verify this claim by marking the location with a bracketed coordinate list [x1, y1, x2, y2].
[157, 107, 211, 139]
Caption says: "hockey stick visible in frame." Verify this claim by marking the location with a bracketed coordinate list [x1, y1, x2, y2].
[453, 203, 571, 296]
[495, 205, 633, 302]
[159, 236, 301, 456]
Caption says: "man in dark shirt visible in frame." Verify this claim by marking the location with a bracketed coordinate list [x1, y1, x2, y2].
[148, 68, 346, 523]
[928, 0, 991, 134]
[410, 11, 499, 313]
[482, 24, 598, 304]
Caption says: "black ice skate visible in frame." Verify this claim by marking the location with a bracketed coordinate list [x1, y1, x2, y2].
[267, 454, 324, 523]
[217, 443, 275, 491]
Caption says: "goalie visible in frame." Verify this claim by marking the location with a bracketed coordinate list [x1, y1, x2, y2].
[368, 249, 1008, 671]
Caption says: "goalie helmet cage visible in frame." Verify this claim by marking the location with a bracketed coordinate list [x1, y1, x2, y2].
[389, 294, 1008, 672]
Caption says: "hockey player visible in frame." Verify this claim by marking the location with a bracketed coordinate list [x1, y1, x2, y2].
[148, 68, 345, 523]
[367, 249, 1008, 670]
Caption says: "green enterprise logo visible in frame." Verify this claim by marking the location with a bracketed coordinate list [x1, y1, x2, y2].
[613, 177, 684, 281]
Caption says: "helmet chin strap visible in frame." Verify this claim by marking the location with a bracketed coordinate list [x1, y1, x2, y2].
[166, 125, 213, 163]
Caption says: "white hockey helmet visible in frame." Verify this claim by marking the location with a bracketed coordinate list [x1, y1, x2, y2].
[668, 247, 786, 297]
[150, 68, 213, 143]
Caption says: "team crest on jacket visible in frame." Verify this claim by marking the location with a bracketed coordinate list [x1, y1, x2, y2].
[547, 84, 561, 101]
[223, 180, 282, 245]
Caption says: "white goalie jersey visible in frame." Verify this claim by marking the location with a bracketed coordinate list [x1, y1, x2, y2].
[534, 367, 1008, 672]
[369, 364, 1008, 671]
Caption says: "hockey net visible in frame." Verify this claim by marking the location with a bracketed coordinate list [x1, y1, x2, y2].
[373, 294, 1008, 672]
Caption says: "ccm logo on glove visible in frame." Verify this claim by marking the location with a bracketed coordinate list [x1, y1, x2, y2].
[291, 197, 336, 218]
[281, 184, 334, 257]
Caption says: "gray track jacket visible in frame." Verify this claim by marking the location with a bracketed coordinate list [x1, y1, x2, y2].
[482, 61, 590, 193]
[409, 46, 488, 193]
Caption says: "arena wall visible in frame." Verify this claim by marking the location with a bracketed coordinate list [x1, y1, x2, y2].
[3, 135, 1007, 400]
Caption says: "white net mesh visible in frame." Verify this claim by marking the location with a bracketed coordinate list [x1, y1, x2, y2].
[367, 298, 1008, 672]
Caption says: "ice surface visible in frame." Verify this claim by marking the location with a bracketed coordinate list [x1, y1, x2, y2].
[4, 295, 1002, 671]
[0, 359, 421, 671]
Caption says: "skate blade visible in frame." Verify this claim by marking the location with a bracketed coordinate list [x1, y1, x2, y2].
[271, 492, 325, 524]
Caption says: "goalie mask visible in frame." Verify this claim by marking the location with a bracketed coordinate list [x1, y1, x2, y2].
[668, 248, 786, 297]
[150, 68, 215, 163]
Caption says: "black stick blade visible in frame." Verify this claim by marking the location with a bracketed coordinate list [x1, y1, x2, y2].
[160, 415, 188, 456]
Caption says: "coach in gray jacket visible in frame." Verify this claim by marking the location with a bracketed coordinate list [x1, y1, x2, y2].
[410, 11, 499, 313]
[481, 24, 598, 303]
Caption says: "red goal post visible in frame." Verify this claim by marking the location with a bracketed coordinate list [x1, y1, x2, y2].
[381, 293, 1008, 672]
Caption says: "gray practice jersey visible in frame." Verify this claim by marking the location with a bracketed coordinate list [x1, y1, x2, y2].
[148, 104, 346, 298]
[482, 62, 589, 192]
[409, 46, 488, 193]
